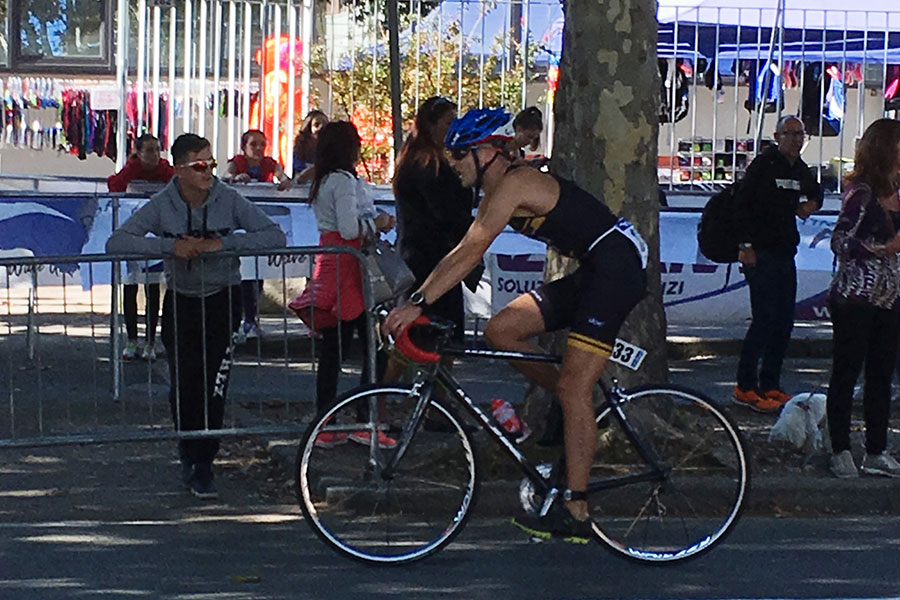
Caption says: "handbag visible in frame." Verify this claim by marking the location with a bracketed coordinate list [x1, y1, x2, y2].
[362, 239, 416, 304]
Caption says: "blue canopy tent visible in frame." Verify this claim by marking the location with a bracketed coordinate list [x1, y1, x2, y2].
[657, 0, 900, 31]
[390, 1, 900, 70]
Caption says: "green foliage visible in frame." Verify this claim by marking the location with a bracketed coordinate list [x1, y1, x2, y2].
[330, 0, 442, 29]
[312, 15, 543, 182]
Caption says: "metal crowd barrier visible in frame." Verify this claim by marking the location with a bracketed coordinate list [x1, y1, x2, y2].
[0, 247, 376, 449]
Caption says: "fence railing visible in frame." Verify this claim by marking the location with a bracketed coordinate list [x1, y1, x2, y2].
[0, 247, 376, 449]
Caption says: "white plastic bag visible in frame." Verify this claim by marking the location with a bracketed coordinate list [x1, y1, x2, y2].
[768, 393, 827, 451]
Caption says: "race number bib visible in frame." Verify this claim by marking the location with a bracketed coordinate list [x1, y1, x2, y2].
[609, 338, 647, 371]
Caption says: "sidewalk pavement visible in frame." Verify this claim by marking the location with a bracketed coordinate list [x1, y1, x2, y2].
[666, 319, 833, 360]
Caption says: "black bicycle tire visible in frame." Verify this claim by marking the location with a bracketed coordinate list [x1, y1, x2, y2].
[590, 383, 750, 564]
[296, 383, 481, 565]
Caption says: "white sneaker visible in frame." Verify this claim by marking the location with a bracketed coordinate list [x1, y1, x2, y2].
[829, 450, 859, 479]
[122, 340, 139, 360]
[861, 452, 900, 478]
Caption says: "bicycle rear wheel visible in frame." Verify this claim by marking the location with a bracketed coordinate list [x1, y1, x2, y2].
[296, 384, 479, 565]
[588, 384, 749, 563]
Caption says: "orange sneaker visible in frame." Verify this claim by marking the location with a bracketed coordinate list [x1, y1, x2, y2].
[732, 386, 781, 414]
[763, 389, 792, 406]
[314, 432, 348, 449]
[349, 430, 398, 449]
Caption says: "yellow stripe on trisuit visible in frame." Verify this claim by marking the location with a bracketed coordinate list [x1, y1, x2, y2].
[567, 333, 612, 357]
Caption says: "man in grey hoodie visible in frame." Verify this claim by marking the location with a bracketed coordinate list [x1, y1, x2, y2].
[107, 133, 286, 499]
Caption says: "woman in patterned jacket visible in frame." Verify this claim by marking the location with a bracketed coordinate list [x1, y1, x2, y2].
[827, 118, 900, 479]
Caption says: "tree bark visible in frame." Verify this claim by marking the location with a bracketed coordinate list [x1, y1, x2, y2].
[546, 0, 665, 389]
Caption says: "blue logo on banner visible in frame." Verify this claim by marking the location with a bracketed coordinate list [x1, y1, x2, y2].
[0, 198, 96, 272]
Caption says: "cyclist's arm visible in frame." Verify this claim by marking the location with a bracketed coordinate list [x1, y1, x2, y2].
[416, 180, 522, 304]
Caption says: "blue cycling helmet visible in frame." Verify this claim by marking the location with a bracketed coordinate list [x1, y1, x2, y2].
[444, 108, 515, 149]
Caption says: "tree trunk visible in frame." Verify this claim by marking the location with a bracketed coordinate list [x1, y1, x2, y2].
[529, 0, 664, 425]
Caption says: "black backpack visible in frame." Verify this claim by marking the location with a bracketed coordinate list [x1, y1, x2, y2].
[697, 184, 739, 263]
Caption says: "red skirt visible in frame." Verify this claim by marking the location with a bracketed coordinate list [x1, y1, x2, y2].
[289, 231, 364, 335]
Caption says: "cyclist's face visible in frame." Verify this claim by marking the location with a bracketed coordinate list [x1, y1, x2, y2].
[446, 148, 477, 187]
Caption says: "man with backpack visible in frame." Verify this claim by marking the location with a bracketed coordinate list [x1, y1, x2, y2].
[733, 115, 822, 413]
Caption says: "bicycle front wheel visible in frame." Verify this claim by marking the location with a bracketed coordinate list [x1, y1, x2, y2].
[296, 384, 479, 565]
[588, 384, 749, 563]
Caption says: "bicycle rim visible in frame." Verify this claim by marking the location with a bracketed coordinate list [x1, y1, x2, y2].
[297, 385, 479, 565]
[589, 384, 749, 563]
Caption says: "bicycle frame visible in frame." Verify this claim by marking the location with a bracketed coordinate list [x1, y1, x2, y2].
[379, 345, 670, 514]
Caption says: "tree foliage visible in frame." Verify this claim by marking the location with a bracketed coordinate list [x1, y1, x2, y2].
[312, 13, 541, 182]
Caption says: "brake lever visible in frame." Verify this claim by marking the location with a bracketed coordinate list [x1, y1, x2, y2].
[372, 305, 395, 352]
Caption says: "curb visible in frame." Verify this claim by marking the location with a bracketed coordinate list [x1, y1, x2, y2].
[666, 336, 831, 360]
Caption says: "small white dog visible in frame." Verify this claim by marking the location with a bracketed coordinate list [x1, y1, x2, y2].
[768, 392, 827, 452]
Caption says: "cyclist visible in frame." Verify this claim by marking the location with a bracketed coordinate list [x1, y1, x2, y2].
[385, 108, 648, 543]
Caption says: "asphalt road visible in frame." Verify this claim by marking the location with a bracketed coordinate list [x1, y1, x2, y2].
[2, 440, 900, 600]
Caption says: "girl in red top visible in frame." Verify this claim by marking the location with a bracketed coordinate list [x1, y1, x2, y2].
[107, 134, 175, 192]
[222, 129, 292, 191]
[107, 134, 174, 360]
[222, 129, 292, 340]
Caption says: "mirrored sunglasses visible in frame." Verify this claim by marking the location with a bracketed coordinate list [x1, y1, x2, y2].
[182, 159, 217, 172]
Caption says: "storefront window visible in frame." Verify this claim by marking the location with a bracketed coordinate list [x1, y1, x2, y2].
[0, 0, 8, 67]
[20, 0, 105, 59]
[8, 0, 114, 73]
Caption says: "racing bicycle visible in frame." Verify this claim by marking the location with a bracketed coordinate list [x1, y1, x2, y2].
[296, 313, 749, 565]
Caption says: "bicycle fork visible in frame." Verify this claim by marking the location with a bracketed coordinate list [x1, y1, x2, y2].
[378, 374, 437, 481]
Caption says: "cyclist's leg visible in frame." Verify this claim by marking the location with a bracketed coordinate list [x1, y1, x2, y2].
[557, 345, 609, 519]
[558, 235, 647, 518]
[483, 293, 558, 392]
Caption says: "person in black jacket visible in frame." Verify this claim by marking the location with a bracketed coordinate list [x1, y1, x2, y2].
[393, 96, 475, 339]
[733, 115, 822, 413]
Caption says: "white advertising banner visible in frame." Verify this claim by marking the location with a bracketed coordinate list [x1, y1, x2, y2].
[485, 212, 839, 325]
[486, 253, 546, 315]
[0, 194, 840, 324]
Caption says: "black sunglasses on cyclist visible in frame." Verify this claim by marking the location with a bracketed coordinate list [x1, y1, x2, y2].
[448, 147, 471, 161]
[182, 159, 217, 172]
